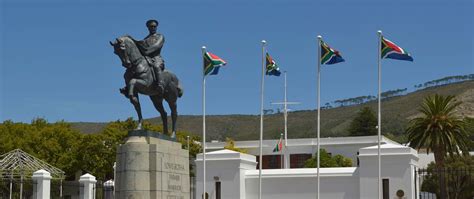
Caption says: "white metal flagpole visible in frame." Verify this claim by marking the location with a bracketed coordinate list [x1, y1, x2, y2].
[201, 46, 207, 199]
[259, 40, 267, 199]
[316, 35, 322, 199]
[377, 30, 383, 199]
[283, 71, 288, 169]
[280, 133, 284, 169]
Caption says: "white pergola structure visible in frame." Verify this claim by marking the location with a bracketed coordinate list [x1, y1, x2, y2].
[0, 149, 65, 199]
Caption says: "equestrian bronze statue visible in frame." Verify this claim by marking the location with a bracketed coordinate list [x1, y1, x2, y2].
[110, 19, 183, 137]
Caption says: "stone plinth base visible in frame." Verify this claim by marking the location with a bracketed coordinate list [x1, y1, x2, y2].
[115, 130, 189, 199]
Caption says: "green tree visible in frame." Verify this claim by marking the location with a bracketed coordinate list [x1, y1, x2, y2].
[304, 149, 352, 168]
[175, 132, 202, 177]
[75, 134, 112, 180]
[464, 117, 474, 150]
[348, 107, 377, 136]
[0, 118, 84, 180]
[333, 154, 353, 167]
[0, 118, 204, 180]
[421, 156, 474, 199]
[407, 94, 471, 199]
[173, 130, 202, 158]
[223, 138, 247, 153]
[90, 118, 136, 179]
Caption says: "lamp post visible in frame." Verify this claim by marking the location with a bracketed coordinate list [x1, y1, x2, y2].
[271, 71, 300, 169]
[187, 135, 190, 150]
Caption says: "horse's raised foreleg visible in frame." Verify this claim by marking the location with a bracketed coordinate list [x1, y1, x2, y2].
[168, 101, 178, 138]
[130, 93, 143, 130]
[150, 95, 168, 135]
[126, 78, 150, 130]
[127, 79, 147, 99]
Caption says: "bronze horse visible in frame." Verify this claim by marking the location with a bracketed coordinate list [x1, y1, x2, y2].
[110, 36, 183, 137]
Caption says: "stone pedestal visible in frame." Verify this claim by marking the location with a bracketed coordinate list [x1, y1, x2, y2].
[115, 130, 190, 199]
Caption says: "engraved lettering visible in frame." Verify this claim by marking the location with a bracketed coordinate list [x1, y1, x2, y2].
[167, 173, 182, 191]
[166, 196, 184, 199]
[168, 185, 182, 191]
[169, 174, 180, 181]
[164, 162, 185, 171]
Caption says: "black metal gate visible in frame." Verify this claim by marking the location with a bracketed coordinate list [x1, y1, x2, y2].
[416, 167, 474, 199]
[0, 178, 36, 199]
[93, 180, 104, 199]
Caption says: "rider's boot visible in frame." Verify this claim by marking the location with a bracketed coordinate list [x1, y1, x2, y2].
[154, 66, 165, 95]
[158, 81, 165, 95]
[119, 87, 128, 97]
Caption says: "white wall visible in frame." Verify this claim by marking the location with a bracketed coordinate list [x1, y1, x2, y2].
[323, 144, 367, 166]
[195, 150, 257, 199]
[195, 159, 242, 199]
[246, 144, 372, 167]
[359, 144, 418, 199]
[207, 136, 398, 167]
[359, 155, 417, 199]
[196, 143, 418, 199]
[417, 153, 435, 168]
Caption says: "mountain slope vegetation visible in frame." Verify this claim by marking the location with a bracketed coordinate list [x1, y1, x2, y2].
[71, 80, 474, 141]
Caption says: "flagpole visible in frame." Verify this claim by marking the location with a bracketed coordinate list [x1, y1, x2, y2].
[201, 46, 207, 199]
[316, 35, 323, 199]
[280, 133, 284, 169]
[259, 40, 266, 199]
[377, 30, 383, 199]
[283, 71, 289, 169]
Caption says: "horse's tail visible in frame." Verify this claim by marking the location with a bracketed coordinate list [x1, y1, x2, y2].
[177, 81, 183, 98]
[165, 69, 183, 98]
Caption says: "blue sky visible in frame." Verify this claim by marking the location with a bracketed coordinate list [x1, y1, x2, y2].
[1, 0, 473, 123]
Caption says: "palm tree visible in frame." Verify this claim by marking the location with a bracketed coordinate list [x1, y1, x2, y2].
[407, 94, 470, 199]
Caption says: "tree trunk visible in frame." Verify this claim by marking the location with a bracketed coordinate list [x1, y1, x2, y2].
[434, 149, 447, 199]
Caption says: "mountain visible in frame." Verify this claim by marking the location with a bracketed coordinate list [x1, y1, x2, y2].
[71, 81, 474, 141]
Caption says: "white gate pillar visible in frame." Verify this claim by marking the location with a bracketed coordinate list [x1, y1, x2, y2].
[103, 180, 114, 199]
[79, 173, 97, 199]
[32, 169, 52, 199]
[196, 149, 257, 199]
[359, 143, 419, 199]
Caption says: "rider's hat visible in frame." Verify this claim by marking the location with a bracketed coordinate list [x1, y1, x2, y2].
[146, 19, 159, 27]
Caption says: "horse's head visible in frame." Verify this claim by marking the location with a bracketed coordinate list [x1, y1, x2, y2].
[110, 36, 135, 69]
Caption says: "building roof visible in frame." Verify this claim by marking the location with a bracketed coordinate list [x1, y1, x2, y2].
[207, 149, 238, 154]
[362, 143, 404, 149]
[196, 149, 257, 164]
[359, 143, 418, 158]
[206, 135, 400, 149]
[245, 167, 358, 178]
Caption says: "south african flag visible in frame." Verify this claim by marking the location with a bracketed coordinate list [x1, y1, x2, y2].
[266, 53, 281, 76]
[381, 37, 413, 61]
[321, 40, 345, 65]
[204, 51, 227, 76]
[273, 135, 283, 152]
